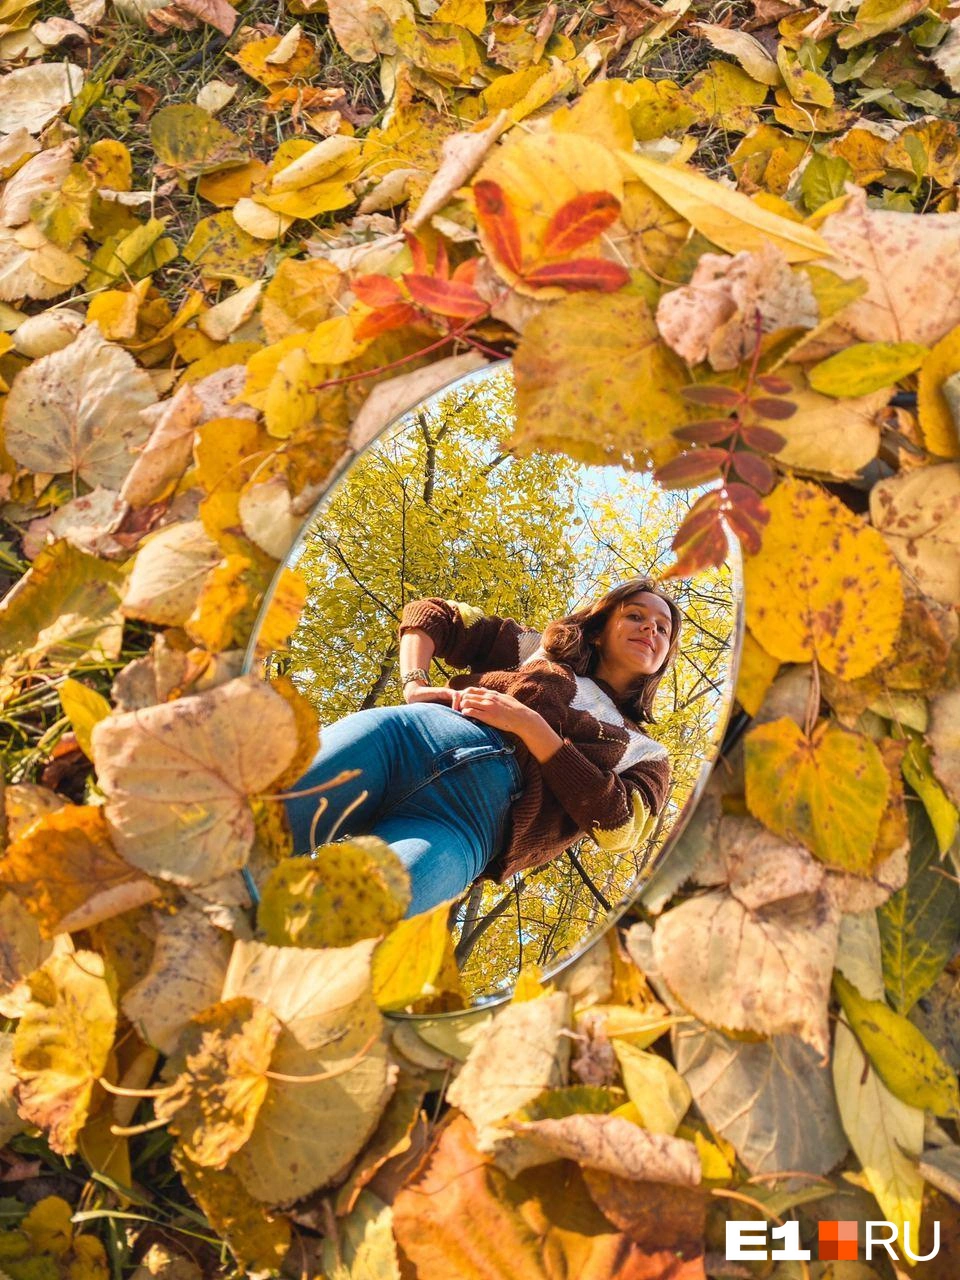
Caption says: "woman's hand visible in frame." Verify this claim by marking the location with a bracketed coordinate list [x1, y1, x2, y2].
[457, 686, 535, 734]
[403, 683, 464, 710]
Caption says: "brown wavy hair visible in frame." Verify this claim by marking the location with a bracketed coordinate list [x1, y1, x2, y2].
[540, 578, 682, 723]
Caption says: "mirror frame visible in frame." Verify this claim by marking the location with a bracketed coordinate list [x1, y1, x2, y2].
[242, 359, 746, 1017]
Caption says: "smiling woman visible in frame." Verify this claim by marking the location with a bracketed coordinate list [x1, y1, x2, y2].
[245, 360, 741, 1006]
[284, 580, 681, 917]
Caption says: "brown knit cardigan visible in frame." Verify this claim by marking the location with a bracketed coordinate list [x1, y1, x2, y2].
[398, 597, 672, 883]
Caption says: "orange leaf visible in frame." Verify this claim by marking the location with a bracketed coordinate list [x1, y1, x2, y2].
[520, 259, 630, 292]
[352, 274, 404, 307]
[354, 300, 423, 340]
[473, 179, 524, 275]
[541, 190, 621, 259]
[403, 273, 488, 319]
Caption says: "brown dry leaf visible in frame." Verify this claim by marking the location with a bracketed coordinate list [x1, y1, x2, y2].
[120, 383, 206, 508]
[221, 938, 396, 1203]
[407, 110, 509, 230]
[928, 688, 960, 808]
[121, 521, 221, 626]
[745, 478, 904, 678]
[91, 675, 304, 887]
[174, 1147, 291, 1270]
[3, 324, 158, 488]
[122, 907, 233, 1054]
[582, 1170, 707, 1257]
[326, 0, 414, 62]
[655, 242, 817, 371]
[156, 996, 282, 1167]
[393, 1113, 694, 1280]
[653, 877, 839, 1055]
[237, 477, 301, 561]
[815, 185, 960, 349]
[869, 463, 960, 606]
[144, 0, 237, 37]
[4, 782, 68, 841]
[446, 992, 572, 1145]
[335, 1073, 428, 1214]
[13, 949, 117, 1154]
[507, 1113, 701, 1186]
[0, 805, 160, 938]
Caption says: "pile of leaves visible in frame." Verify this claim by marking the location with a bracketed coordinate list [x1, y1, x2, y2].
[2, 0, 960, 1275]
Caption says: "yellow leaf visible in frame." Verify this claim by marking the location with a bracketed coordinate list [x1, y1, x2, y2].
[174, 1146, 291, 1271]
[21, 1195, 73, 1255]
[735, 629, 780, 717]
[833, 1021, 923, 1240]
[870, 463, 960, 607]
[372, 898, 456, 1011]
[0, 805, 159, 937]
[917, 322, 960, 458]
[197, 157, 269, 207]
[258, 842, 411, 949]
[836, 0, 927, 48]
[306, 313, 372, 365]
[156, 996, 282, 1167]
[618, 149, 830, 262]
[745, 717, 890, 873]
[264, 345, 320, 439]
[261, 256, 342, 342]
[807, 340, 928, 398]
[696, 24, 781, 86]
[59, 677, 111, 759]
[150, 103, 249, 182]
[835, 973, 960, 1117]
[13, 949, 117, 1155]
[626, 78, 697, 142]
[612, 1040, 691, 1134]
[231, 196, 294, 240]
[434, 0, 486, 34]
[776, 46, 834, 107]
[687, 60, 768, 133]
[122, 520, 220, 627]
[761, 363, 884, 479]
[183, 554, 256, 652]
[744, 478, 903, 677]
[693, 1131, 734, 1181]
[901, 735, 959, 855]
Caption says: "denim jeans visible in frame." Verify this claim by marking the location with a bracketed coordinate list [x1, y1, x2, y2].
[283, 702, 525, 916]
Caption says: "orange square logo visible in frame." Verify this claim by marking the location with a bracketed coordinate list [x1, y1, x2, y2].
[819, 1221, 859, 1261]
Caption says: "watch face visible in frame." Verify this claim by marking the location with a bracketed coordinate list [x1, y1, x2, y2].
[244, 361, 743, 1014]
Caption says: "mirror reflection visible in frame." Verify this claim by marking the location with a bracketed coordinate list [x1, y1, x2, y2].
[246, 363, 741, 1007]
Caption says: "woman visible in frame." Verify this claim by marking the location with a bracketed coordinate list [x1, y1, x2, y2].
[284, 578, 681, 917]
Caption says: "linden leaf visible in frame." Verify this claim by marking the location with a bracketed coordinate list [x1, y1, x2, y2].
[91, 676, 304, 887]
[371, 899, 458, 1012]
[744, 718, 890, 874]
[870, 463, 960, 607]
[834, 973, 960, 1118]
[122, 907, 233, 1055]
[816, 185, 960, 348]
[121, 521, 221, 627]
[511, 291, 692, 469]
[0, 63, 85, 134]
[0, 806, 159, 938]
[3, 324, 157, 488]
[653, 875, 839, 1056]
[257, 842, 410, 950]
[13, 949, 117, 1154]
[760, 363, 884, 481]
[0, 893, 64, 1019]
[674, 1022, 848, 1175]
[221, 938, 396, 1203]
[156, 997, 282, 1167]
[173, 1147, 291, 1271]
[744, 478, 904, 678]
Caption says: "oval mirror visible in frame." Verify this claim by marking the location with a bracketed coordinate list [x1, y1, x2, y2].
[244, 361, 743, 1011]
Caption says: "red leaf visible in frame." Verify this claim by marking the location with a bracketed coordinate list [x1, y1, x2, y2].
[352, 273, 404, 307]
[749, 396, 797, 420]
[402, 228, 430, 275]
[353, 300, 422, 339]
[673, 419, 737, 445]
[755, 373, 793, 395]
[664, 506, 728, 578]
[473, 179, 524, 275]
[520, 258, 630, 292]
[434, 236, 450, 280]
[731, 451, 775, 493]
[673, 490, 722, 543]
[739, 423, 787, 453]
[723, 484, 771, 553]
[541, 190, 621, 258]
[681, 384, 743, 407]
[452, 257, 479, 285]
[404, 273, 489, 319]
[655, 449, 727, 489]
[724, 481, 771, 516]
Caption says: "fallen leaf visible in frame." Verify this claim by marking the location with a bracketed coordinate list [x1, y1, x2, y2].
[807, 340, 927, 398]
[745, 477, 904, 678]
[372, 899, 459, 1012]
[0, 62, 85, 134]
[696, 23, 781, 85]
[870, 463, 960, 606]
[221, 938, 396, 1202]
[3, 324, 157, 488]
[122, 907, 233, 1054]
[174, 1147, 291, 1270]
[13, 949, 117, 1154]
[674, 1022, 848, 1174]
[408, 111, 509, 230]
[508, 1113, 702, 1185]
[0, 893, 65, 1019]
[349, 350, 488, 452]
[0, 805, 158, 937]
[92, 675, 304, 886]
[121, 521, 221, 626]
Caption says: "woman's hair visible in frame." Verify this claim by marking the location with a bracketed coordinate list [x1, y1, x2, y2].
[541, 578, 682, 723]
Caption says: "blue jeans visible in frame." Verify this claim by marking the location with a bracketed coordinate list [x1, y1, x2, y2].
[283, 702, 524, 916]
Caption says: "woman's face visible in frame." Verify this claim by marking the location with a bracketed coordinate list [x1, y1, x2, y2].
[594, 591, 674, 678]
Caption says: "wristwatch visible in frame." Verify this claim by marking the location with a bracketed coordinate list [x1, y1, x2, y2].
[401, 667, 430, 690]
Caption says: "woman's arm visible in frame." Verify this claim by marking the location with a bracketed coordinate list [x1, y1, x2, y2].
[398, 598, 535, 672]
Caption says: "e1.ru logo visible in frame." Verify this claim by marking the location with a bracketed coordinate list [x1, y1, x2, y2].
[725, 1218, 940, 1262]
